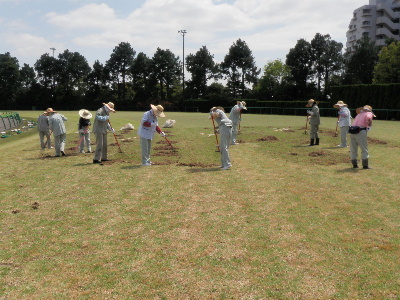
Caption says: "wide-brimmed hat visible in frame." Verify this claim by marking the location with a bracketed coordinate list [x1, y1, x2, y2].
[103, 102, 115, 112]
[305, 99, 319, 107]
[150, 104, 165, 117]
[363, 105, 372, 112]
[45, 108, 56, 114]
[333, 100, 347, 108]
[79, 109, 92, 119]
[240, 101, 247, 110]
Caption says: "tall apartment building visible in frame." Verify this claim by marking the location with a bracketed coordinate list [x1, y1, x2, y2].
[346, 0, 400, 51]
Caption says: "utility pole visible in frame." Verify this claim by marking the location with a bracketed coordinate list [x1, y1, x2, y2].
[178, 30, 187, 94]
[50, 47, 56, 100]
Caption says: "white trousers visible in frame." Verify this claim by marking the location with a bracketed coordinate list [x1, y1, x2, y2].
[339, 126, 349, 147]
[79, 130, 91, 152]
[54, 133, 66, 156]
[140, 137, 152, 165]
[39, 131, 51, 149]
[219, 124, 232, 168]
[230, 122, 239, 144]
[350, 130, 369, 160]
[94, 132, 108, 161]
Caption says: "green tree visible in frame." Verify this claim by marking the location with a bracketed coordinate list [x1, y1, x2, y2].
[150, 48, 181, 101]
[220, 39, 260, 98]
[105, 42, 136, 102]
[373, 42, 400, 83]
[310, 33, 343, 97]
[86, 60, 111, 103]
[185, 46, 217, 99]
[34, 53, 58, 102]
[131, 52, 155, 104]
[0, 52, 20, 107]
[344, 36, 379, 84]
[286, 39, 314, 97]
[255, 59, 291, 100]
[56, 49, 90, 93]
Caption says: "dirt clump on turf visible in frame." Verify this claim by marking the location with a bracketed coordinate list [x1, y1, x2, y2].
[257, 136, 278, 142]
[153, 150, 179, 157]
[368, 137, 387, 144]
[156, 140, 177, 144]
[309, 151, 328, 157]
[154, 145, 178, 150]
[306, 150, 349, 165]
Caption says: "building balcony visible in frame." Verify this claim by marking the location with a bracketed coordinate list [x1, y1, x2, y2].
[376, 27, 395, 38]
[377, 2, 396, 19]
[376, 16, 400, 30]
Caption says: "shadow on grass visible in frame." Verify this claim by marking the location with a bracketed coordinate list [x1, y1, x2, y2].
[336, 168, 363, 173]
[186, 167, 220, 173]
[121, 165, 143, 170]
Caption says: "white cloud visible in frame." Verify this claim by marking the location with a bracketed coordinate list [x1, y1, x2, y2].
[1, 0, 368, 68]
[4, 33, 64, 63]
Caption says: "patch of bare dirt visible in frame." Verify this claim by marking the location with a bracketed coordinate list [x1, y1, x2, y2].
[308, 151, 328, 157]
[156, 140, 177, 144]
[318, 129, 338, 137]
[368, 137, 387, 144]
[305, 151, 349, 165]
[154, 145, 178, 151]
[257, 136, 279, 142]
[153, 151, 179, 157]
[290, 152, 299, 156]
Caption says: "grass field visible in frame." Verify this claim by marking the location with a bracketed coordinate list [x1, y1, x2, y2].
[1, 110, 399, 299]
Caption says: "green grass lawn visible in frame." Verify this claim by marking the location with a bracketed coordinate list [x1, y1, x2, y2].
[1, 111, 399, 299]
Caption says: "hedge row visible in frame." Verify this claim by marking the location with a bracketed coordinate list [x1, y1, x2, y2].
[330, 84, 400, 110]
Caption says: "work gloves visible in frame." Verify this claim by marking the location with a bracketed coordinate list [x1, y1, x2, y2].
[156, 126, 166, 137]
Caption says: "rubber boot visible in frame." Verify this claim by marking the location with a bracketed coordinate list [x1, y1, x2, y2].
[309, 139, 315, 146]
[351, 159, 358, 168]
[362, 159, 371, 169]
[315, 138, 320, 145]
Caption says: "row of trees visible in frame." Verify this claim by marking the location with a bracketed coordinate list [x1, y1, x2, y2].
[255, 34, 400, 105]
[1, 33, 399, 111]
[0, 39, 259, 110]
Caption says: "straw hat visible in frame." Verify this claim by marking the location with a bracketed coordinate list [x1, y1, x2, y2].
[103, 102, 115, 112]
[333, 100, 347, 108]
[305, 99, 319, 107]
[45, 108, 56, 114]
[240, 101, 247, 110]
[79, 109, 92, 119]
[363, 105, 377, 117]
[150, 104, 165, 117]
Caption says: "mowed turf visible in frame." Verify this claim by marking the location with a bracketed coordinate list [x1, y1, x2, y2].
[1, 111, 399, 299]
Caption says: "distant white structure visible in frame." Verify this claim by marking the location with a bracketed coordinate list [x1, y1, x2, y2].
[346, 0, 400, 51]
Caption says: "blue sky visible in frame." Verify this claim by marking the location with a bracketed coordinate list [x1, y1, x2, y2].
[1, 0, 368, 70]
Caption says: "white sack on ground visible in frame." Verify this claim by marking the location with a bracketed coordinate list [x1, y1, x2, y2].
[120, 123, 134, 130]
[162, 119, 176, 128]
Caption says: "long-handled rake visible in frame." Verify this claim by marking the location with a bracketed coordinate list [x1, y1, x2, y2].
[334, 115, 340, 137]
[211, 116, 220, 152]
[108, 120, 123, 153]
[304, 114, 309, 135]
[75, 126, 90, 151]
[45, 130, 53, 147]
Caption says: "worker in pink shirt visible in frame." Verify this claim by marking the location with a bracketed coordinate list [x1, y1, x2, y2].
[349, 105, 375, 169]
